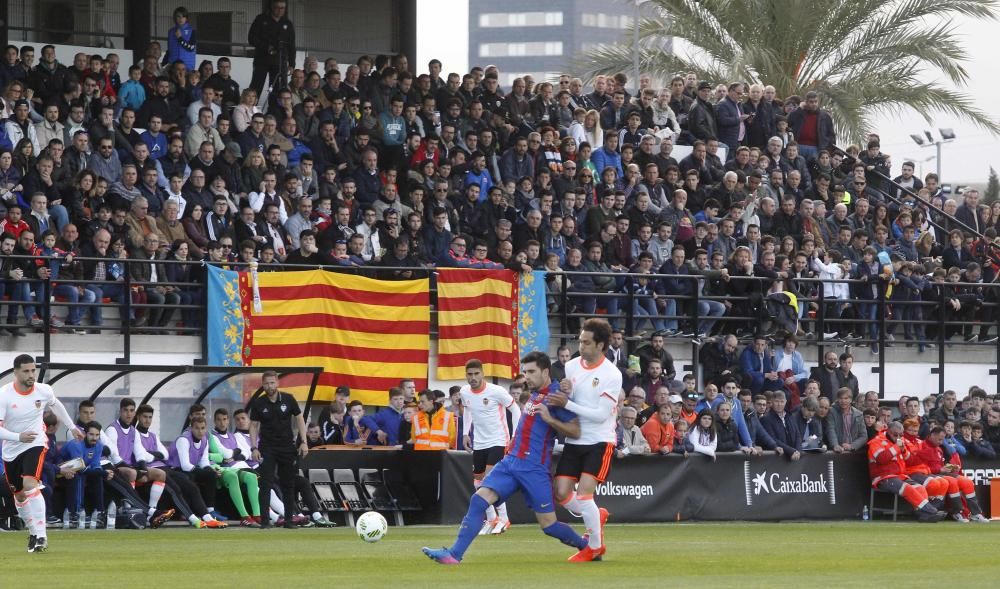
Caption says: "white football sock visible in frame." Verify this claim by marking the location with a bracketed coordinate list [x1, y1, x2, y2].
[496, 502, 508, 522]
[149, 481, 165, 510]
[27, 489, 47, 538]
[578, 495, 601, 549]
[559, 491, 583, 517]
[15, 497, 31, 534]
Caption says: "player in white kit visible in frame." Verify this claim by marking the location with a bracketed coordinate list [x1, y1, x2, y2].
[460, 359, 522, 535]
[547, 318, 621, 562]
[0, 354, 83, 552]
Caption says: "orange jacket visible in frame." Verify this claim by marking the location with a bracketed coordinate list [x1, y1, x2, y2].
[867, 430, 909, 486]
[640, 413, 674, 453]
[411, 405, 457, 450]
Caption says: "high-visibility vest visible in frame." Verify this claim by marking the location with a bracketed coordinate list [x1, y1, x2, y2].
[411, 406, 455, 450]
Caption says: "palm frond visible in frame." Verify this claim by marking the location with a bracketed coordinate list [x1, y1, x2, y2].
[577, 0, 1000, 140]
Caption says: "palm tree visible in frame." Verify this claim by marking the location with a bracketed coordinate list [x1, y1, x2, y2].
[578, 0, 1000, 143]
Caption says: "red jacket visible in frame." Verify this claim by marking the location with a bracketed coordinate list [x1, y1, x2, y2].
[0, 218, 29, 239]
[912, 440, 959, 475]
[867, 431, 909, 486]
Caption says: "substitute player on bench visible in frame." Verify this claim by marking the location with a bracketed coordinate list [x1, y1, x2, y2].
[460, 358, 522, 535]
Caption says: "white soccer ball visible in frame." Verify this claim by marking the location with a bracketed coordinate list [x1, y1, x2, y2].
[356, 511, 388, 543]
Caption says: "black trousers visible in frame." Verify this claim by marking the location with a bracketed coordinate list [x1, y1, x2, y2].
[258, 446, 297, 524]
[250, 59, 286, 98]
[172, 468, 214, 514]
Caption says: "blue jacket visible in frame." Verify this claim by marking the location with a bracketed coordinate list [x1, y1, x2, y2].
[166, 22, 197, 70]
[760, 410, 802, 456]
[344, 415, 383, 446]
[119, 79, 147, 111]
[591, 146, 623, 178]
[379, 113, 406, 146]
[714, 97, 742, 147]
[773, 349, 808, 382]
[59, 439, 105, 473]
[740, 346, 776, 380]
[463, 169, 494, 202]
[142, 130, 168, 161]
[943, 434, 966, 457]
[744, 409, 777, 450]
[374, 407, 404, 446]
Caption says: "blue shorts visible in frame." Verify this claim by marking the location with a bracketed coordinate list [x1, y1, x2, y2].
[481, 456, 555, 513]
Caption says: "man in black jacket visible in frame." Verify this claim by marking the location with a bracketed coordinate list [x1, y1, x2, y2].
[809, 350, 840, 400]
[699, 334, 740, 387]
[0, 231, 34, 334]
[248, 0, 296, 97]
[787, 91, 835, 161]
[687, 82, 717, 142]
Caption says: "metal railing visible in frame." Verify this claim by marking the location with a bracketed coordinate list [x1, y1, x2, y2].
[3, 253, 1000, 394]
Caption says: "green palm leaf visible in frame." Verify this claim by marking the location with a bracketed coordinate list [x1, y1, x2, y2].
[574, 0, 1000, 143]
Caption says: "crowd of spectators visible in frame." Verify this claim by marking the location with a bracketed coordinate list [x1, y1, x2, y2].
[2, 20, 999, 345]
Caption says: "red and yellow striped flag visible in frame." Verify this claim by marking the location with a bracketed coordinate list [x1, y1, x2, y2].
[436, 268, 518, 380]
[209, 266, 430, 406]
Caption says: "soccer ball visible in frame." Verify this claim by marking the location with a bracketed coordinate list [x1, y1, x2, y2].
[356, 511, 388, 543]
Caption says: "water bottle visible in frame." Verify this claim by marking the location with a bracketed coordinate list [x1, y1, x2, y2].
[62, 508, 70, 530]
[107, 502, 117, 530]
[77, 509, 85, 530]
[862, 505, 870, 521]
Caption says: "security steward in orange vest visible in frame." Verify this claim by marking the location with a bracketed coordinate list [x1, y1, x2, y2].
[411, 389, 457, 450]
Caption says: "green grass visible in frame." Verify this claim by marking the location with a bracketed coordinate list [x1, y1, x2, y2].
[3, 522, 1000, 587]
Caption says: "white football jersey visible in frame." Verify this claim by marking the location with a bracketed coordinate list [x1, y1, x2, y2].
[0, 382, 56, 462]
[460, 383, 515, 450]
[564, 356, 622, 445]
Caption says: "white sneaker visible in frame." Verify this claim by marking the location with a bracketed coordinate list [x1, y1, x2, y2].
[970, 513, 990, 523]
[478, 519, 496, 535]
[490, 519, 510, 534]
[952, 513, 970, 523]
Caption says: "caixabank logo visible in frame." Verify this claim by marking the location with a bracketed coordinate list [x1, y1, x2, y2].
[743, 460, 837, 506]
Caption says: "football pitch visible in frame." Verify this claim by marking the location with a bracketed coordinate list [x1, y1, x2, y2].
[3, 522, 1000, 587]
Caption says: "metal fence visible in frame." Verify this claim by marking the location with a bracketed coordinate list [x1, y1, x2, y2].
[4, 255, 1000, 395]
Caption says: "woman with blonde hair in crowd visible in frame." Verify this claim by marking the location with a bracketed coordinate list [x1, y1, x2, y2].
[232, 88, 260, 133]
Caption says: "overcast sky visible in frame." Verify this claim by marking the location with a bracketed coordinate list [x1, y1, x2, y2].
[417, 1, 997, 183]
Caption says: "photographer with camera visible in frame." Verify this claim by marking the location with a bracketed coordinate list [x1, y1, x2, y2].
[248, 0, 296, 99]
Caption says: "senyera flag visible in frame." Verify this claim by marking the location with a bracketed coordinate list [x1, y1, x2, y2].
[207, 265, 430, 405]
[436, 268, 519, 380]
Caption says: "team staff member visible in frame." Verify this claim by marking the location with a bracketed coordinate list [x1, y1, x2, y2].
[411, 389, 457, 450]
[0, 354, 84, 553]
[249, 370, 308, 529]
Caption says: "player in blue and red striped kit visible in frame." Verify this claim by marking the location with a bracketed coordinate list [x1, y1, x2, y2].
[422, 351, 592, 564]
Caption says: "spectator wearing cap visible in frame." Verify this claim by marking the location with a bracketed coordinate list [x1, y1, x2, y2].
[6, 99, 39, 153]
[687, 81, 717, 142]
[677, 392, 700, 426]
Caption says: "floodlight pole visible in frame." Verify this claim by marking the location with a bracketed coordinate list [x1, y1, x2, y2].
[632, 0, 640, 94]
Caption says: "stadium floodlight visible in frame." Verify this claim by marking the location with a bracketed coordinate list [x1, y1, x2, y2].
[924, 130, 935, 143]
[909, 134, 925, 146]
[939, 128, 956, 141]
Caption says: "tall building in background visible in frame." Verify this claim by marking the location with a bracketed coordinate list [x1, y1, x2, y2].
[468, 0, 665, 87]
